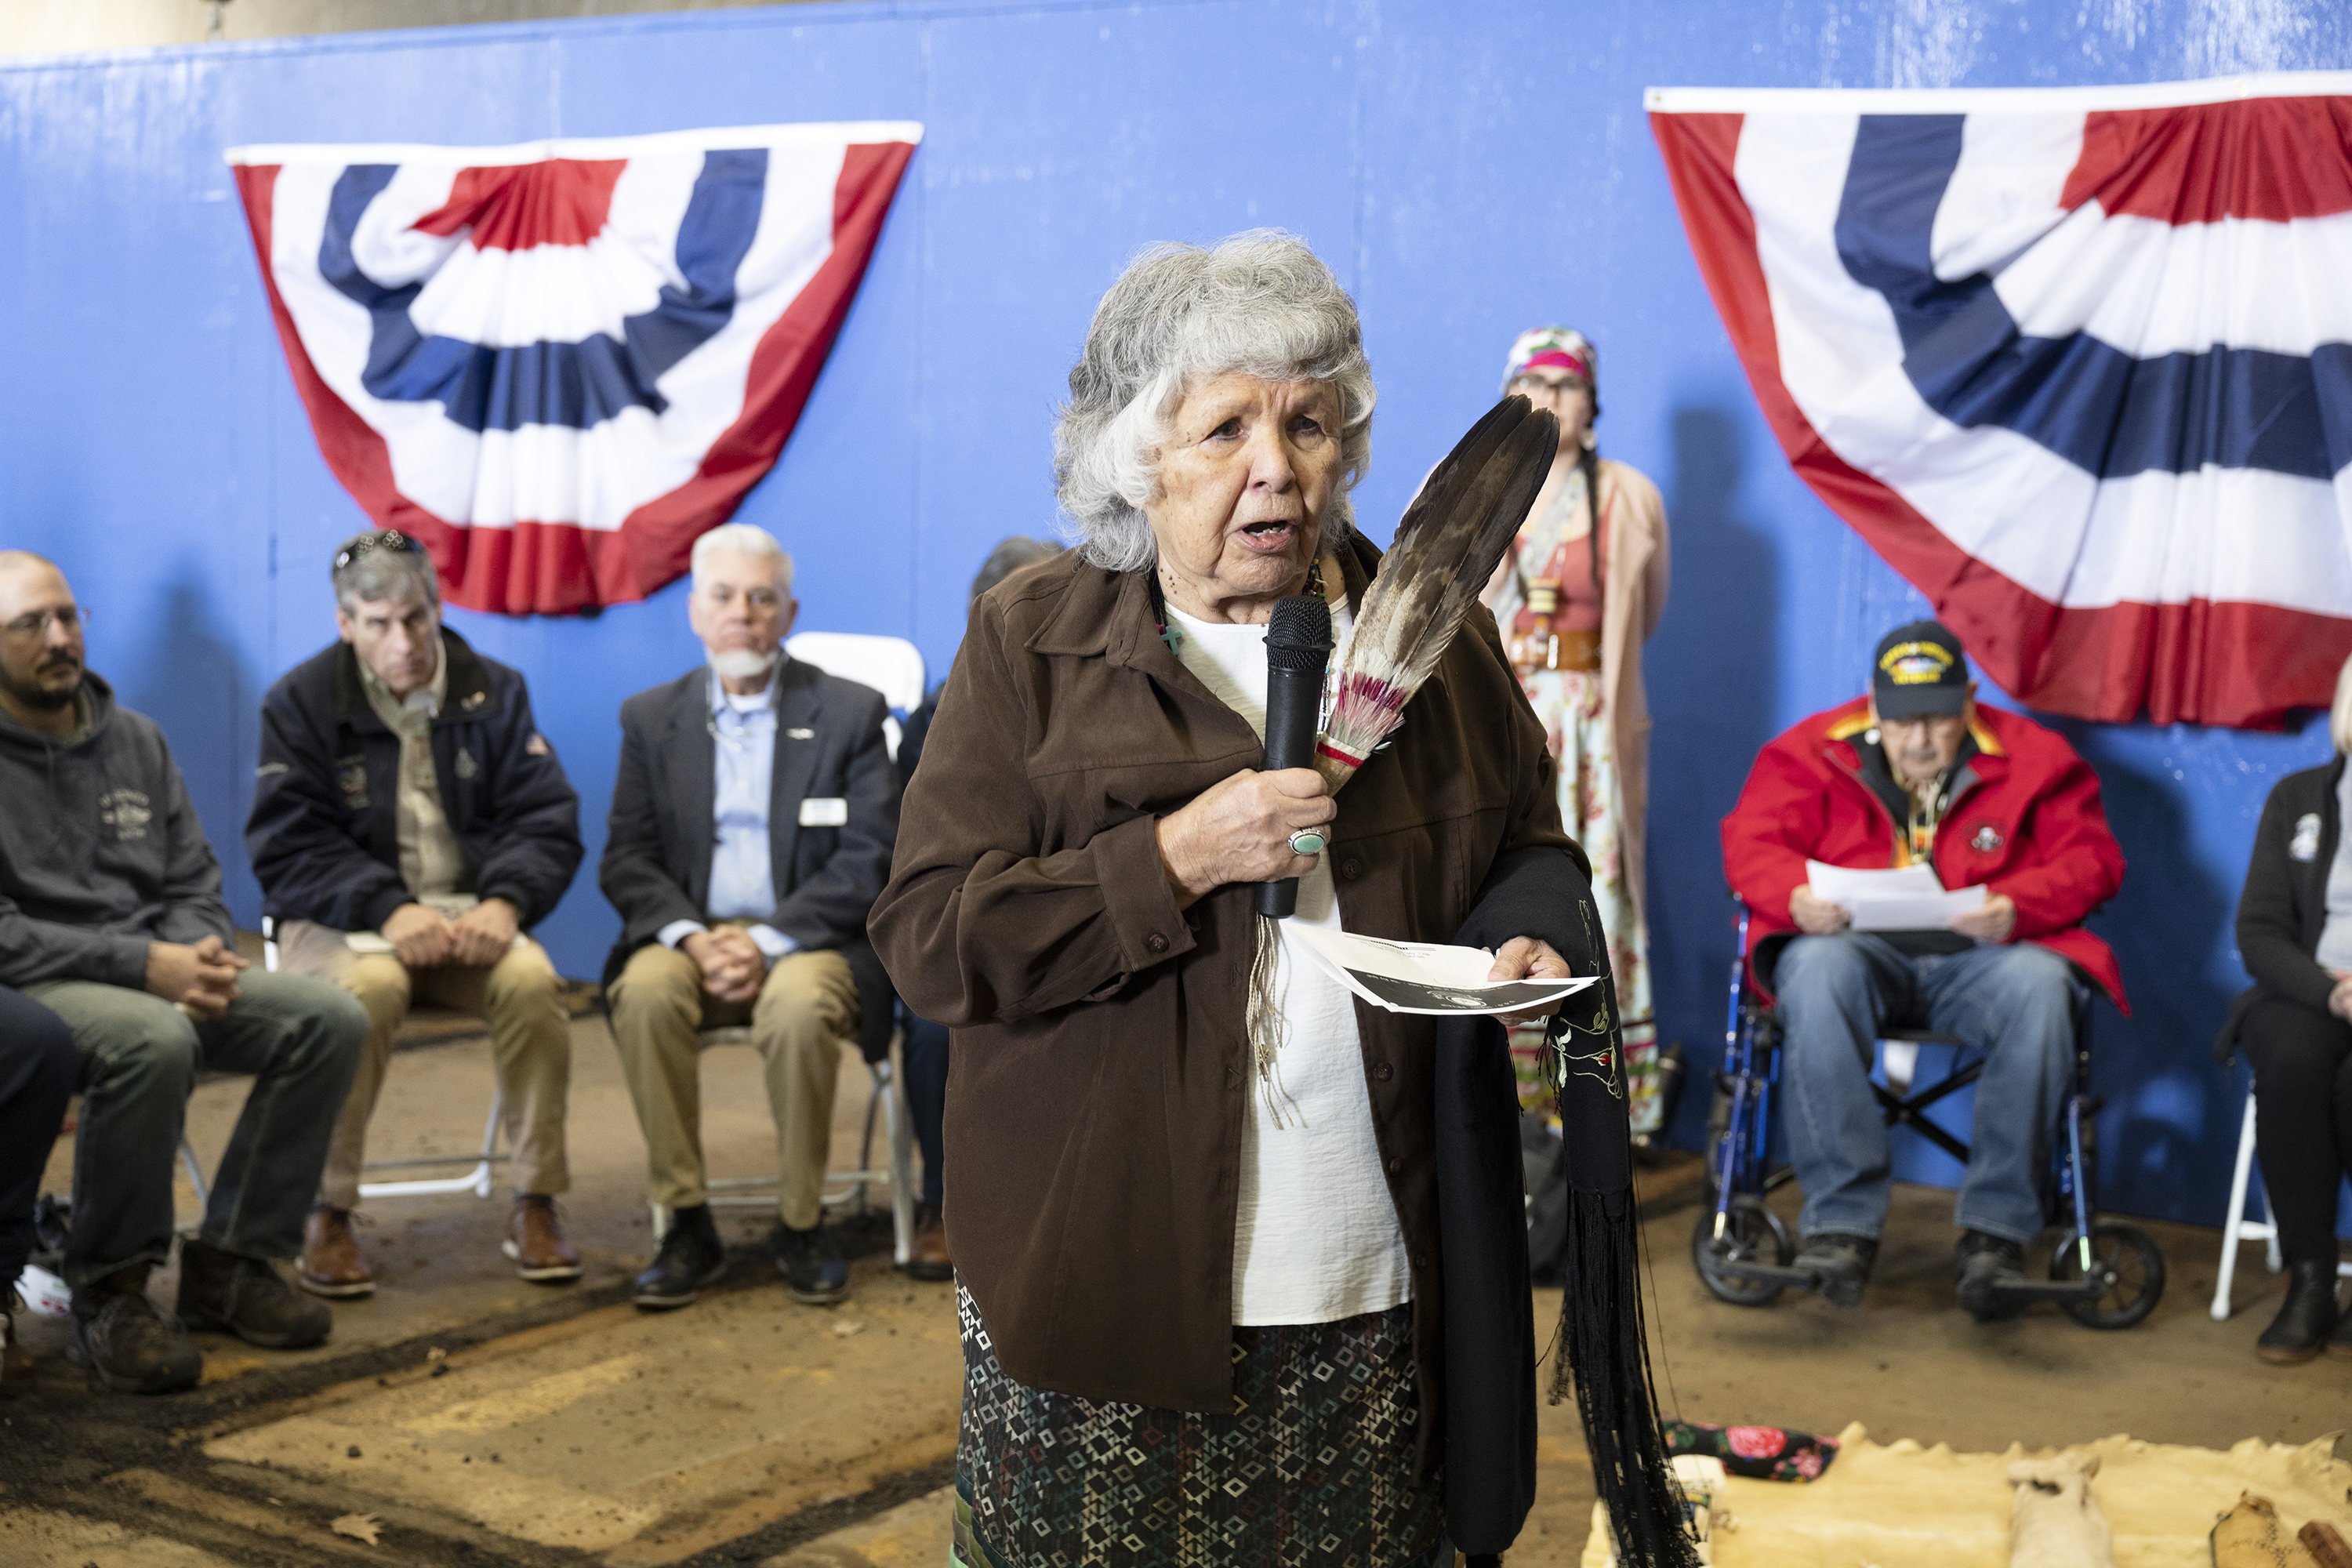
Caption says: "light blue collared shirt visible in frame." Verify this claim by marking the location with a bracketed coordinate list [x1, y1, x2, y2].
[656, 666, 797, 961]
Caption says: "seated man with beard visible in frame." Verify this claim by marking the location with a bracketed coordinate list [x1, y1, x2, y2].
[0, 551, 365, 1394]
[601, 525, 899, 1312]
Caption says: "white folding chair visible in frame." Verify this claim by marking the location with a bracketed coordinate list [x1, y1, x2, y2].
[785, 630, 927, 761]
[241, 915, 510, 1203]
[2209, 1076, 2352, 1320]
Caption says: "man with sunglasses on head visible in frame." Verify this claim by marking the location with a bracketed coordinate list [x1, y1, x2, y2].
[601, 524, 898, 1312]
[1722, 621, 2128, 1320]
[247, 532, 585, 1299]
[0, 550, 367, 1394]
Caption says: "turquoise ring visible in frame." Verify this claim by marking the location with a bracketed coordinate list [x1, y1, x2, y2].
[1287, 828, 1329, 856]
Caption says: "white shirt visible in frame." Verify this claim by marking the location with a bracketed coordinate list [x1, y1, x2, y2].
[1166, 598, 1413, 1327]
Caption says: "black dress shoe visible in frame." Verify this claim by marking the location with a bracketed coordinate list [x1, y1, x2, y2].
[69, 1265, 202, 1395]
[177, 1240, 334, 1349]
[1793, 1233, 1877, 1308]
[634, 1206, 726, 1310]
[2256, 1258, 2343, 1365]
[1955, 1230, 2029, 1322]
[774, 1220, 849, 1305]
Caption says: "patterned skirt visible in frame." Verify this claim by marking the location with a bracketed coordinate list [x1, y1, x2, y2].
[950, 1286, 1446, 1568]
[1506, 666, 1661, 1133]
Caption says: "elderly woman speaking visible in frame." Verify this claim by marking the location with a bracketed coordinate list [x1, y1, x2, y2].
[876, 234, 1666, 1568]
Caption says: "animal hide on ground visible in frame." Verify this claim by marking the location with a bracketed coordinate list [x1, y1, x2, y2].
[2008, 1454, 2117, 1568]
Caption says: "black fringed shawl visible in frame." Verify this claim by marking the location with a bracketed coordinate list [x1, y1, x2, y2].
[1438, 845, 1697, 1568]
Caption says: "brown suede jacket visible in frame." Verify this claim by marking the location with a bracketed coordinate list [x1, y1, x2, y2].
[869, 533, 1581, 1417]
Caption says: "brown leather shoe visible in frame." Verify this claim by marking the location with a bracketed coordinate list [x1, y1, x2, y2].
[903, 1204, 953, 1283]
[503, 1196, 583, 1283]
[299, 1207, 375, 1299]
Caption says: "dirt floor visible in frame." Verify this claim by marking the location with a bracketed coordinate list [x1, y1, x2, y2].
[3, 991, 2347, 1566]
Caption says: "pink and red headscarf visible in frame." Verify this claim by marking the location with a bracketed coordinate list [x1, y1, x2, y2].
[1501, 326, 1597, 394]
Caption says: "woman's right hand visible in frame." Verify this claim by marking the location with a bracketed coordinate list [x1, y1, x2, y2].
[1156, 768, 1337, 906]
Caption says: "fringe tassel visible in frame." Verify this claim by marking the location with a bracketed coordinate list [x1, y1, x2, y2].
[1552, 901, 1700, 1568]
[1245, 914, 1301, 1127]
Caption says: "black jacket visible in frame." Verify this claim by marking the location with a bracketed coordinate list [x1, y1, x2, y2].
[599, 658, 901, 1058]
[2217, 753, 2346, 1062]
[246, 630, 583, 934]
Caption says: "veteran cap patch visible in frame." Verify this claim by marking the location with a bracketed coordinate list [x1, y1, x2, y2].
[1871, 620, 1970, 719]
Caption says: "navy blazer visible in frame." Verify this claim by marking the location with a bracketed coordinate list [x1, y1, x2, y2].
[599, 656, 901, 1058]
[247, 630, 583, 934]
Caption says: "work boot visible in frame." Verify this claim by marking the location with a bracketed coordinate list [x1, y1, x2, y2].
[2255, 1259, 2343, 1365]
[903, 1204, 953, 1283]
[176, 1240, 334, 1349]
[775, 1219, 849, 1306]
[503, 1196, 583, 1284]
[298, 1206, 375, 1299]
[2330, 1292, 2352, 1361]
[1793, 1233, 1877, 1308]
[633, 1205, 725, 1310]
[1955, 1230, 2029, 1322]
[2, 1288, 34, 1396]
[68, 1264, 201, 1395]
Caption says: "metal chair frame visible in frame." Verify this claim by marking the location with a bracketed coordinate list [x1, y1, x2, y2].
[191, 916, 514, 1205]
[648, 1025, 917, 1268]
[2209, 1076, 2352, 1320]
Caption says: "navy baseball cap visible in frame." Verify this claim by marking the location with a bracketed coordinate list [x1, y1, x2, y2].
[1871, 621, 1970, 719]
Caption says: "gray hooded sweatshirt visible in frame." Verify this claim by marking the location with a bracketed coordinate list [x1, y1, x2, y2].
[0, 671, 231, 989]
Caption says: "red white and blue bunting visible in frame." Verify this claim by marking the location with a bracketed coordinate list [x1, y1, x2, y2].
[1651, 76, 2352, 727]
[229, 122, 920, 615]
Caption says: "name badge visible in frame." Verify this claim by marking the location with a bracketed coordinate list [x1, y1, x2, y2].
[799, 797, 849, 827]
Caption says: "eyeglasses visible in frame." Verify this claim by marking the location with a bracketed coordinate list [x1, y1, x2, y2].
[2, 605, 90, 641]
[334, 531, 417, 571]
[1508, 374, 1591, 404]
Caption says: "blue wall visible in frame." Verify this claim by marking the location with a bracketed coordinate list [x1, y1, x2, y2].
[4, 0, 2349, 1232]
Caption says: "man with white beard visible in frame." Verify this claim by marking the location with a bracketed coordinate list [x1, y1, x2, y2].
[600, 525, 900, 1311]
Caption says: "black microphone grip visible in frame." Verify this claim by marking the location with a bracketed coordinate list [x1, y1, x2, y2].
[1257, 594, 1334, 920]
[1257, 661, 1324, 918]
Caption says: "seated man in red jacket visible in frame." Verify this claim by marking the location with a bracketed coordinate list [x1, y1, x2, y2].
[1722, 621, 2126, 1318]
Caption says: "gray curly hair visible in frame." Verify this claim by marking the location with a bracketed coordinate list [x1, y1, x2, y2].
[1053, 230, 1375, 572]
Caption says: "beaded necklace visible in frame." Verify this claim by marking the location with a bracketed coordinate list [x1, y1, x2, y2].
[1149, 557, 1328, 653]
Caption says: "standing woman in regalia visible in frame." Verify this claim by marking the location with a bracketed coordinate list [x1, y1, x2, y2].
[1483, 328, 1673, 1136]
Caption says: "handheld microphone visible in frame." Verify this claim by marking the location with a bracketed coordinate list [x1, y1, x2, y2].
[1258, 593, 1335, 920]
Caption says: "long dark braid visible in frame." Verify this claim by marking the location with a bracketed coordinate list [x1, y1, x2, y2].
[1577, 426, 1604, 627]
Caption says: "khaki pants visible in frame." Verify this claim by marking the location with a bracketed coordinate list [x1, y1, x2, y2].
[604, 942, 857, 1230]
[278, 920, 572, 1208]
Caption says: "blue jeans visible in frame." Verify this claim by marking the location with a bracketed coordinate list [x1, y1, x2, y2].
[24, 971, 366, 1288]
[1773, 935, 2081, 1246]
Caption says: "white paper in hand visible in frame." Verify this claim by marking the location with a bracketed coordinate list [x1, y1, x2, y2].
[1289, 927, 1597, 1015]
[1805, 859, 1986, 931]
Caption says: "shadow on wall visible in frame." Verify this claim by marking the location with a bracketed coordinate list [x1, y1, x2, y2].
[2067, 720, 2264, 1227]
[1643, 405, 1781, 1151]
[111, 574, 258, 919]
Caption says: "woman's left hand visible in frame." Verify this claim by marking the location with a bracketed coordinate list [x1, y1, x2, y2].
[1488, 935, 1573, 1026]
[2328, 970, 2352, 1023]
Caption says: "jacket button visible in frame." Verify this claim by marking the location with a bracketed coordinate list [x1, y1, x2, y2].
[1385, 1156, 1402, 1177]
[1412, 1250, 1429, 1271]
[1340, 858, 1364, 880]
[1373, 1062, 1394, 1082]
[1146, 932, 1169, 954]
